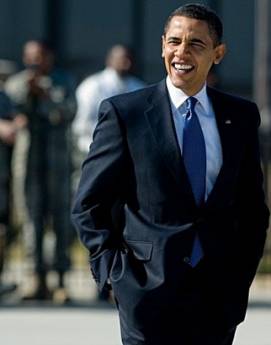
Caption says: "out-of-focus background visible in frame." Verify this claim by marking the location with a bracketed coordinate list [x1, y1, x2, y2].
[0, 1, 271, 344]
[0, 0, 264, 95]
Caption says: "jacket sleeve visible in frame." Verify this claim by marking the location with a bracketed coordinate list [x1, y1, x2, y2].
[71, 99, 128, 290]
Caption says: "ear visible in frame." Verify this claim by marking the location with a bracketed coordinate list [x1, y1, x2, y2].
[161, 35, 165, 58]
[214, 43, 226, 65]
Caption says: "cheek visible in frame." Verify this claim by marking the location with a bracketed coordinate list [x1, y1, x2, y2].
[164, 51, 172, 64]
[198, 57, 215, 73]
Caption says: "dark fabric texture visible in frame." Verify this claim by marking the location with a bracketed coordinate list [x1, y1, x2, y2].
[72, 80, 269, 344]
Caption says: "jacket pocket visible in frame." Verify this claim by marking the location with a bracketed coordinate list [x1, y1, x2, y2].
[110, 241, 153, 286]
[125, 240, 153, 261]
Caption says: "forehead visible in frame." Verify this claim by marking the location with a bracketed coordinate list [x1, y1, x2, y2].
[110, 47, 129, 59]
[24, 43, 44, 56]
[165, 15, 212, 40]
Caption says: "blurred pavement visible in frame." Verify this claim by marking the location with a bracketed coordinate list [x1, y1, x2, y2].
[0, 305, 270, 345]
[1, 248, 270, 345]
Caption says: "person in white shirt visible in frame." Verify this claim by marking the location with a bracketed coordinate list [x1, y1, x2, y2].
[73, 44, 145, 154]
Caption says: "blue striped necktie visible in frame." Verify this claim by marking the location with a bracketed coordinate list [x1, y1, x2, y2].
[183, 96, 205, 267]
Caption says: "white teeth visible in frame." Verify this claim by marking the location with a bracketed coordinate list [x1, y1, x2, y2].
[174, 63, 193, 70]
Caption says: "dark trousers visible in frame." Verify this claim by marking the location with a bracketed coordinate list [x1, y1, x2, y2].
[119, 316, 236, 345]
[25, 138, 72, 275]
[119, 310, 236, 345]
[118, 259, 238, 345]
[189, 326, 236, 345]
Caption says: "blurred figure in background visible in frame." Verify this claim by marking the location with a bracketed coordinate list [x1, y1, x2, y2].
[5, 40, 76, 302]
[73, 44, 145, 302]
[0, 60, 26, 298]
[73, 44, 145, 155]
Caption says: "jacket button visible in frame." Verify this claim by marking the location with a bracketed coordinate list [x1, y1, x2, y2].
[183, 256, 190, 264]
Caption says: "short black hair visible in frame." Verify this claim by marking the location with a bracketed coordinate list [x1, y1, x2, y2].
[163, 3, 223, 46]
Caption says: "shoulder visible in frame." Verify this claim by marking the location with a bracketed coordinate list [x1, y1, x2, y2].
[209, 87, 256, 107]
[76, 70, 104, 94]
[208, 87, 260, 126]
[106, 83, 158, 108]
[6, 70, 28, 85]
[5, 70, 30, 99]
[126, 75, 146, 89]
[96, 83, 159, 125]
[79, 70, 106, 86]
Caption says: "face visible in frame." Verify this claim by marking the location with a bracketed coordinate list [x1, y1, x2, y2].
[23, 41, 53, 73]
[107, 46, 132, 75]
[162, 16, 226, 95]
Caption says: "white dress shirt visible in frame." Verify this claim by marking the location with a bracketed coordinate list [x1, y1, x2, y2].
[73, 67, 145, 153]
[166, 76, 223, 199]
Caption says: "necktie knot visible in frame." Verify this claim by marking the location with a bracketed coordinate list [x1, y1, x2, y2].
[186, 96, 197, 113]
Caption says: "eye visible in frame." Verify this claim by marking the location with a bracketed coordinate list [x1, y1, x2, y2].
[189, 40, 206, 50]
[167, 38, 180, 46]
[190, 43, 205, 52]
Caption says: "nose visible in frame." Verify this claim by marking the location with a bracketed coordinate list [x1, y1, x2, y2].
[175, 42, 190, 57]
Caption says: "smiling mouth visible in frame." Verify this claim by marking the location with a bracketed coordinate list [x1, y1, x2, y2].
[172, 63, 194, 73]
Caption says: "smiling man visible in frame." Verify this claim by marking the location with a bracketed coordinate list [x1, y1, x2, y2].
[162, 11, 225, 94]
[72, 4, 269, 345]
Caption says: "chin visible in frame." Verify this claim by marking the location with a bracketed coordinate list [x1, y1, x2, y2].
[171, 79, 188, 91]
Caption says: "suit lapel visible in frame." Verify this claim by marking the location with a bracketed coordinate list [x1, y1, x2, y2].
[206, 87, 243, 206]
[144, 80, 195, 203]
[144, 82, 243, 208]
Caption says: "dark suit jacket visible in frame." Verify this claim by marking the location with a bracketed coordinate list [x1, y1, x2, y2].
[72, 80, 269, 334]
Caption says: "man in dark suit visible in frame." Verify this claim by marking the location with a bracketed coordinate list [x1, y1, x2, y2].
[72, 4, 269, 345]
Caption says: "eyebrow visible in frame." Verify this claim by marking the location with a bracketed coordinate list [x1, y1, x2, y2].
[166, 36, 207, 46]
[166, 36, 181, 41]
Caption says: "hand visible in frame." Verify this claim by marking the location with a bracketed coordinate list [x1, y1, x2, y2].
[27, 71, 50, 98]
[13, 114, 28, 129]
[0, 120, 17, 145]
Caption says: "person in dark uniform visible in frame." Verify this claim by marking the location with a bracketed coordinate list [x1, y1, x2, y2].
[6, 40, 76, 301]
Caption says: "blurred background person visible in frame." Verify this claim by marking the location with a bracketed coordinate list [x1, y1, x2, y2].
[72, 44, 145, 302]
[5, 40, 76, 302]
[73, 44, 145, 155]
[0, 60, 26, 298]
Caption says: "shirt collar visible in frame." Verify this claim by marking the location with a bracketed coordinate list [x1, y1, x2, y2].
[166, 76, 211, 115]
